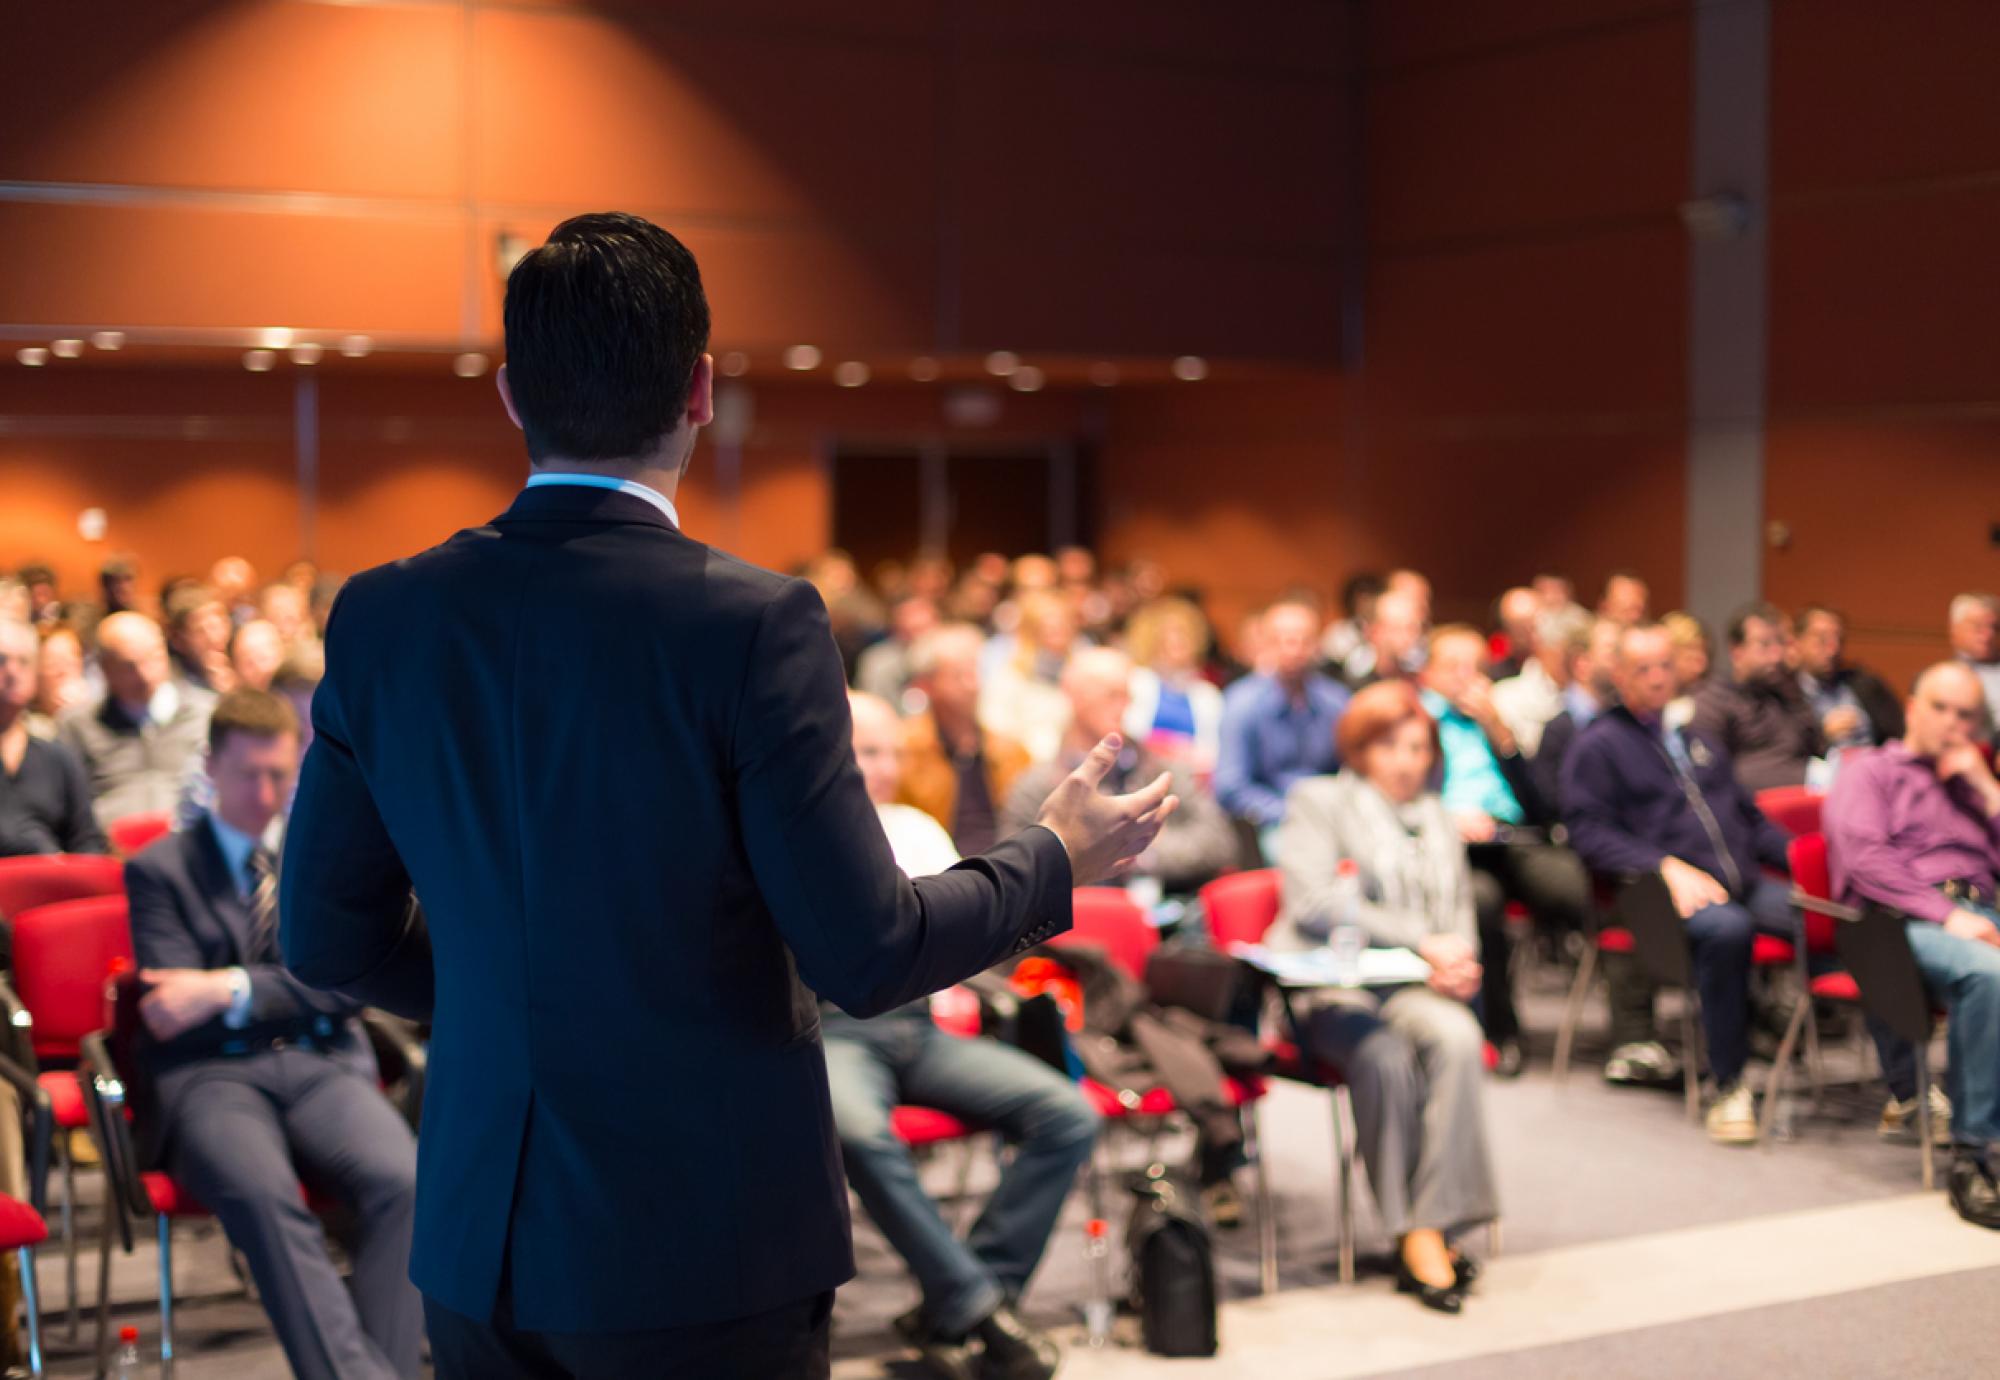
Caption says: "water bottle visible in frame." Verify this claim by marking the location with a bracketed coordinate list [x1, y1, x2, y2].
[111, 1325, 141, 1377]
[1330, 859, 1365, 987]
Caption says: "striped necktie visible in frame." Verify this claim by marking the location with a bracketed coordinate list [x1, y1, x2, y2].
[245, 847, 279, 964]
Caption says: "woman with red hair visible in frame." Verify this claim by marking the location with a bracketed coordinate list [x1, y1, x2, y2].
[1272, 680, 1500, 1314]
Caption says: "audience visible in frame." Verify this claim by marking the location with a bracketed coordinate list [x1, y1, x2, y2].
[1598, 571, 1650, 627]
[854, 595, 940, 708]
[230, 619, 287, 692]
[1823, 662, 2000, 1229]
[1216, 597, 1351, 834]
[1418, 625, 1591, 1072]
[126, 690, 420, 1379]
[1122, 596, 1224, 773]
[1562, 623, 1796, 1143]
[829, 692, 1093, 1379]
[1660, 610, 1713, 732]
[1949, 593, 2000, 730]
[1320, 572, 1385, 673]
[258, 582, 317, 651]
[1002, 648, 1235, 898]
[1488, 587, 1542, 680]
[209, 556, 260, 625]
[59, 610, 214, 828]
[1493, 604, 1592, 761]
[1525, 616, 1621, 814]
[1794, 604, 1904, 752]
[1273, 681, 1498, 1314]
[0, 618, 106, 857]
[899, 624, 1032, 855]
[29, 624, 88, 738]
[1693, 602, 1824, 795]
[1344, 588, 1426, 688]
[979, 590, 1079, 763]
[165, 585, 236, 696]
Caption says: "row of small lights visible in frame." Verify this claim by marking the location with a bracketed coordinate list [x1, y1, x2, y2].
[20, 334, 1210, 389]
[720, 348, 1210, 391]
[16, 328, 490, 379]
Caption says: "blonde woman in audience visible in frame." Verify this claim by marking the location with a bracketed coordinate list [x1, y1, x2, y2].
[1273, 679, 1499, 1314]
[978, 589, 1077, 762]
[1662, 610, 1712, 733]
[29, 625, 88, 739]
[1123, 595, 1224, 773]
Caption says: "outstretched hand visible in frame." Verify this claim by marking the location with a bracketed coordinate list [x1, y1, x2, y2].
[1035, 734, 1180, 887]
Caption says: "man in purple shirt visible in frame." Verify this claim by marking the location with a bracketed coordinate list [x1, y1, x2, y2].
[1824, 661, 2000, 1230]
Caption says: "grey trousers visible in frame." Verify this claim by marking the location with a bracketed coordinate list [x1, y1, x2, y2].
[165, 1048, 422, 1380]
[1305, 986, 1500, 1240]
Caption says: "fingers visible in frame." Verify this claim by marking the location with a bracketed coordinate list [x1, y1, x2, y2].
[1131, 793, 1181, 831]
[1069, 734, 1124, 790]
[1117, 771, 1174, 820]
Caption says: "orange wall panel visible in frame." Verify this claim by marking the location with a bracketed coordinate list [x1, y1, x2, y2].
[0, 2, 463, 200]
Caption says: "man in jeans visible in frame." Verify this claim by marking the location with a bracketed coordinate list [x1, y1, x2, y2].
[1824, 662, 2000, 1229]
[827, 693, 1100, 1380]
[1562, 624, 1796, 1145]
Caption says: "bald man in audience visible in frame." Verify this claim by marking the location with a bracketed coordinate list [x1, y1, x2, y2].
[1343, 588, 1426, 690]
[1489, 587, 1543, 681]
[0, 618, 105, 859]
[210, 557, 259, 626]
[1825, 662, 2000, 1228]
[828, 692, 1095, 1380]
[59, 611, 214, 828]
[899, 623, 1032, 854]
[1002, 648, 1236, 898]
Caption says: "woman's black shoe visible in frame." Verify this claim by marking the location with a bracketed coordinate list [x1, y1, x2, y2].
[1394, 1258, 1465, 1314]
[1451, 1252, 1481, 1290]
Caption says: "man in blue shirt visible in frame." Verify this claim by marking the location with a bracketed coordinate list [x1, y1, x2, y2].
[1216, 597, 1350, 836]
[1420, 625, 1593, 1075]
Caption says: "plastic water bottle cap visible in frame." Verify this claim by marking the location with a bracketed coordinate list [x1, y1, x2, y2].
[108, 956, 131, 976]
[1085, 1219, 1107, 1239]
[1336, 858, 1360, 877]
[120, 1325, 138, 1342]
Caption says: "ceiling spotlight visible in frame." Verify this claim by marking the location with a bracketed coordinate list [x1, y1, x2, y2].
[49, 339, 83, 359]
[243, 350, 276, 373]
[1171, 355, 1209, 381]
[290, 343, 324, 366]
[984, 350, 1020, 377]
[907, 356, 940, 382]
[833, 360, 871, 388]
[453, 352, 489, 378]
[339, 334, 373, 359]
[1088, 362, 1120, 387]
[783, 344, 822, 371]
[719, 351, 750, 377]
[257, 327, 294, 350]
[90, 330, 125, 351]
[1008, 365, 1046, 393]
[17, 347, 49, 367]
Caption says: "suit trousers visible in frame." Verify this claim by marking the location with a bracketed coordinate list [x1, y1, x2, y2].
[164, 1047, 421, 1380]
[425, 1285, 834, 1379]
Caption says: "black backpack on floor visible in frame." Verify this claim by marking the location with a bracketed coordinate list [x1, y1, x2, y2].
[1126, 1167, 1218, 1357]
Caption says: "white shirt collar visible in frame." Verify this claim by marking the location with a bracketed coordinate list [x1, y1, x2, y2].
[208, 810, 259, 892]
[524, 472, 679, 528]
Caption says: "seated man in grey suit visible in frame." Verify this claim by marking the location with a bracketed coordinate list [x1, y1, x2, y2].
[126, 689, 420, 1380]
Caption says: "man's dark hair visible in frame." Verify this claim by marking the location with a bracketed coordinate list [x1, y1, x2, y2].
[1340, 572, 1386, 617]
[1795, 603, 1845, 635]
[1726, 601, 1788, 647]
[502, 212, 711, 465]
[209, 688, 300, 754]
[17, 563, 53, 589]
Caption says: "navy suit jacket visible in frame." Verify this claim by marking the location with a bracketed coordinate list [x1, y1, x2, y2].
[279, 483, 1073, 1333]
[125, 818, 369, 1162]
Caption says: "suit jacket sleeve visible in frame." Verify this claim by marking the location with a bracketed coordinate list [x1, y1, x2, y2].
[125, 855, 212, 973]
[733, 580, 1071, 1017]
[279, 593, 435, 1020]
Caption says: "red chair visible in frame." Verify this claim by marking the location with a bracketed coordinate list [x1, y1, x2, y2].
[2, 894, 135, 1342]
[1194, 871, 1369, 1286]
[1052, 888, 1282, 1291]
[0, 854, 125, 924]
[0, 1052, 54, 1379]
[1755, 786, 1823, 839]
[106, 812, 174, 857]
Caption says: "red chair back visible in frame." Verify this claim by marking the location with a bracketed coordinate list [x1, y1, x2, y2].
[1788, 832, 1837, 954]
[0, 853, 125, 923]
[107, 812, 173, 856]
[12, 896, 135, 1061]
[1049, 888, 1158, 982]
[1756, 786, 1823, 838]
[1199, 868, 1282, 949]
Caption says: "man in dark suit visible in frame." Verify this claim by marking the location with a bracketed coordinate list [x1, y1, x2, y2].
[127, 689, 420, 1380]
[279, 212, 1173, 1380]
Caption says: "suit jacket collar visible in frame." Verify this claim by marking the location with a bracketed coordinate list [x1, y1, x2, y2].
[496, 482, 681, 534]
